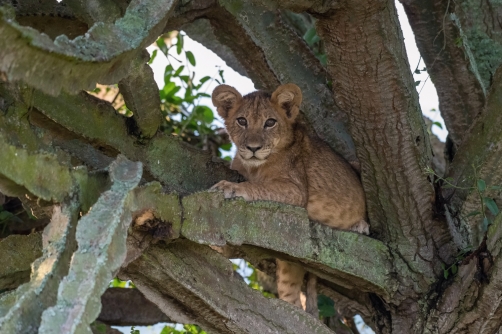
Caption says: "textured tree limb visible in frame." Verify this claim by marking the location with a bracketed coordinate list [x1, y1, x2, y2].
[181, 192, 397, 297]
[122, 239, 333, 334]
[0, 0, 176, 95]
[445, 69, 502, 247]
[21, 86, 240, 194]
[423, 213, 502, 333]
[399, 0, 485, 149]
[39, 156, 142, 334]
[118, 52, 163, 139]
[0, 202, 79, 332]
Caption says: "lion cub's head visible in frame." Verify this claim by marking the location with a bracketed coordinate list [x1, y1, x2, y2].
[212, 84, 302, 167]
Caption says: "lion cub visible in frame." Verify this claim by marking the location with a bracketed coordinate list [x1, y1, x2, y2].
[211, 83, 368, 311]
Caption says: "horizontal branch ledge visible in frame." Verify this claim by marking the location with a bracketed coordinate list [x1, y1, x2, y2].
[180, 192, 398, 297]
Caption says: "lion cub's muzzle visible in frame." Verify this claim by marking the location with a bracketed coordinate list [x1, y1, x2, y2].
[238, 145, 271, 166]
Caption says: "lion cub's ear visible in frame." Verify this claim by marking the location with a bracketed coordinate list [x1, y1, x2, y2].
[271, 83, 302, 122]
[212, 85, 243, 119]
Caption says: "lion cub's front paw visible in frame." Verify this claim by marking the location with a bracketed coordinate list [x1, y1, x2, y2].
[210, 180, 251, 200]
[350, 220, 370, 235]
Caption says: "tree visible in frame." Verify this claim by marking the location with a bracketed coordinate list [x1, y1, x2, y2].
[0, 0, 501, 333]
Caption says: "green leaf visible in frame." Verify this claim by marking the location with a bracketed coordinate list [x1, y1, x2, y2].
[179, 75, 190, 83]
[415, 80, 421, 86]
[176, 33, 184, 55]
[477, 179, 486, 192]
[156, 38, 168, 55]
[444, 269, 449, 279]
[466, 210, 481, 218]
[148, 49, 158, 64]
[484, 197, 499, 215]
[174, 65, 185, 77]
[203, 108, 214, 123]
[186, 51, 196, 66]
[490, 186, 502, 190]
[317, 294, 336, 318]
[218, 69, 225, 83]
[483, 216, 490, 231]
[199, 76, 211, 84]
[220, 143, 232, 151]
[303, 27, 317, 46]
[451, 264, 458, 275]
[432, 121, 443, 129]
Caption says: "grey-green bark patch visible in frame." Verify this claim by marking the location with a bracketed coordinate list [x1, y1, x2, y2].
[182, 192, 395, 296]
[0, 132, 74, 202]
[0, 233, 42, 291]
[39, 156, 142, 334]
[456, 0, 502, 91]
[0, 202, 79, 333]
[118, 60, 163, 138]
[145, 134, 241, 194]
[0, 0, 176, 95]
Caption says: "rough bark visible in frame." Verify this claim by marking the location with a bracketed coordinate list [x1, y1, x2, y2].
[444, 69, 502, 248]
[400, 0, 486, 149]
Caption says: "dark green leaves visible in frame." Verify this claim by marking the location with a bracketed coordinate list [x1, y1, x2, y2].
[176, 33, 184, 55]
[484, 197, 499, 215]
[151, 34, 231, 158]
[318, 295, 336, 318]
[186, 51, 196, 66]
[477, 179, 486, 192]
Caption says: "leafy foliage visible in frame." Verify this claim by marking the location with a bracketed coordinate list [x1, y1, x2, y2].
[153, 32, 231, 159]
[160, 324, 207, 334]
[317, 294, 336, 318]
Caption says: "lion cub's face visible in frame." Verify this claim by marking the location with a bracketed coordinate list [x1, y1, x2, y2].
[212, 84, 302, 167]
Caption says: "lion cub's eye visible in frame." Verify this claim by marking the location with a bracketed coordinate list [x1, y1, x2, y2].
[236, 117, 247, 126]
[264, 118, 277, 128]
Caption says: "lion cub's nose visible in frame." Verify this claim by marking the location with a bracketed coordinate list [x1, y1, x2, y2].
[246, 146, 262, 153]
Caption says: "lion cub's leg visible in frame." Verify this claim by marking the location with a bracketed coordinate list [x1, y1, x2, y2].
[276, 259, 305, 308]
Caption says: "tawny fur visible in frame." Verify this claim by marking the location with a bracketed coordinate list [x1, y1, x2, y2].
[211, 83, 368, 310]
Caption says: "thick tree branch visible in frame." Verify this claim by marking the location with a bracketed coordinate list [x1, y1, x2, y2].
[399, 0, 485, 148]
[0, 0, 176, 95]
[39, 156, 142, 334]
[0, 203, 79, 332]
[122, 240, 333, 334]
[3, 83, 240, 194]
[424, 213, 502, 333]
[118, 52, 163, 138]
[181, 192, 397, 297]
[445, 69, 502, 247]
